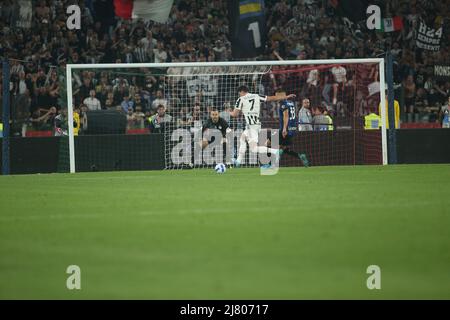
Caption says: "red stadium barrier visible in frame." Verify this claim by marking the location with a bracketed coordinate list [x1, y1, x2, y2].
[25, 130, 53, 137]
[400, 123, 441, 129]
[126, 128, 150, 135]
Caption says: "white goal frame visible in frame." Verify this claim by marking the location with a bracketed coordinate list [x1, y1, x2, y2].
[66, 58, 387, 173]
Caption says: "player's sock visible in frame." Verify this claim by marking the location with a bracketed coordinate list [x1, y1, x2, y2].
[281, 148, 309, 166]
[256, 146, 279, 154]
[236, 146, 247, 165]
[257, 146, 282, 167]
[283, 149, 298, 158]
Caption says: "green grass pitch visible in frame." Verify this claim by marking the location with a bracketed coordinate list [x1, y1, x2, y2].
[0, 164, 449, 299]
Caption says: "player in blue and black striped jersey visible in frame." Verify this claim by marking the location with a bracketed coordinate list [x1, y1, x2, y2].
[275, 99, 310, 167]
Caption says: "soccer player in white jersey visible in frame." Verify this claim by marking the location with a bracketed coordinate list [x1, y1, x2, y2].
[229, 85, 296, 167]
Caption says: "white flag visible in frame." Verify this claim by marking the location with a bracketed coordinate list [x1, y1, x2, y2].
[132, 0, 174, 23]
[368, 81, 380, 96]
[16, 0, 33, 29]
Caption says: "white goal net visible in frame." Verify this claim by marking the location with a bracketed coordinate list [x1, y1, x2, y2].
[65, 59, 387, 172]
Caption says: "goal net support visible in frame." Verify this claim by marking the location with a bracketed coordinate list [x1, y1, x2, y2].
[65, 59, 387, 173]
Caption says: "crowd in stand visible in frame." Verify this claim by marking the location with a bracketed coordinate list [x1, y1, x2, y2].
[0, 0, 449, 136]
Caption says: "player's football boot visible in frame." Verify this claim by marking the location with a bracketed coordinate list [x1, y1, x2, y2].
[260, 150, 282, 169]
[299, 153, 309, 168]
[274, 149, 282, 165]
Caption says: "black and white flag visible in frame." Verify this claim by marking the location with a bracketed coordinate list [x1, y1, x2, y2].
[416, 19, 443, 51]
[15, 0, 33, 29]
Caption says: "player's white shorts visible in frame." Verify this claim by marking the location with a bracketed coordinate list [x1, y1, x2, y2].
[243, 124, 261, 144]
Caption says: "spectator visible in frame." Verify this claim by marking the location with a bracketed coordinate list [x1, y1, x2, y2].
[79, 76, 95, 103]
[123, 45, 134, 64]
[73, 105, 81, 136]
[54, 109, 69, 136]
[153, 41, 167, 63]
[151, 89, 168, 111]
[312, 106, 333, 131]
[212, 40, 227, 61]
[149, 105, 172, 133]
[1, 1, 14, 24]
[134, 41, 149, 63]
[140, 30, 157, 53]
[306, 68, 321, 106]
[331, 65, 347, 106]
[78, 104, 89, 132]
[16, 71, 31, 95]
[35, 0, 50, 22]
[104, 92, 115, 110]
[133, 106, 146, 129]
[126, 106, 136, 129]
[414, 88, 434, 122]
[113, 84, 129, 106]
[180, 103, 203, 128]
[440, 96, 450, 128]
[298, 98, 313, 131]
[33, 87, 53, 112]
[133, 92, 146, 111]
[29, 107, 57, 130]
[121, 95, 135, 113]
[379, 90, 401, 129]
[83, 90, 102, 111]
[402, 75, 416, 122]
[431, 81, 449, 108]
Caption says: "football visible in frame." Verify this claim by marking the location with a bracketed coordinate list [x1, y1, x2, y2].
[214, 163, 227, 174]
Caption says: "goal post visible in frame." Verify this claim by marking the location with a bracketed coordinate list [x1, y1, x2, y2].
[379, 60, 387, 165]
[66, 63, 76, 174]
[66, 58, 387, 173]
